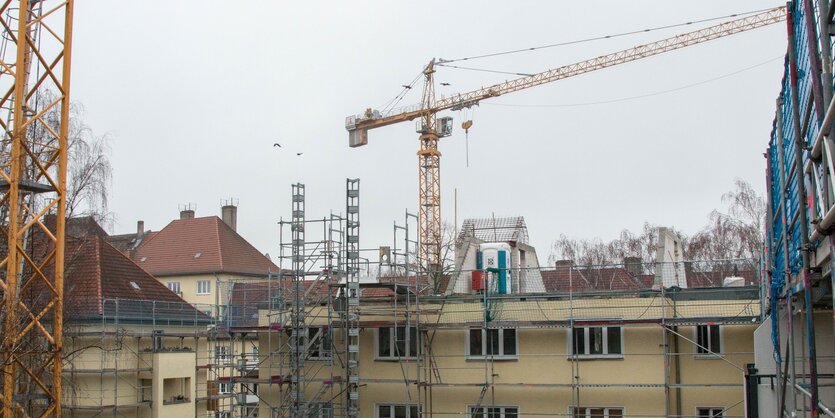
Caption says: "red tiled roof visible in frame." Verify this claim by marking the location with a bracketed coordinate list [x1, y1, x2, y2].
[226, 279, 337, 327]
[541, 266, 653, 292]
[134, 216, 278, 277]
[62, 236, 197, 318]
[363, 275, 451, 298]
[541, 264, 758, 292]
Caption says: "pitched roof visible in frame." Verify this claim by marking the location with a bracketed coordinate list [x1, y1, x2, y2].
[134, 216, 278, 277]
[362, 275, 451, 298]
[226, 279, 336, 327]
[541, 266, 653, 292]
[61, 235, 203, 321]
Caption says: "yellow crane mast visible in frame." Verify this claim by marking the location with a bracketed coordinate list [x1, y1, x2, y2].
[345, 7, 786, 274]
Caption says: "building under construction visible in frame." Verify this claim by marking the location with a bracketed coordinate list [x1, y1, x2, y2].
[213, 181, 764, 418]
[761, 0, 835, 417]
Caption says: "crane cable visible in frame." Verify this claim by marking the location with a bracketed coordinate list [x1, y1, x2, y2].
[437, 5, 783, 64]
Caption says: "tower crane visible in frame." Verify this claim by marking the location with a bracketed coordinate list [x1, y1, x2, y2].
[345, 7, 786, 274]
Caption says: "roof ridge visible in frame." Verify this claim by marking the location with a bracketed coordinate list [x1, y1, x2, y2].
[214, 216, 224, 272]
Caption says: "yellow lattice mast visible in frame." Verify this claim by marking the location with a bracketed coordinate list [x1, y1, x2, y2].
[0, 1, 74, 417]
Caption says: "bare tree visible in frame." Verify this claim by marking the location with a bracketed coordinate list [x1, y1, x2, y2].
[547, 180, 764, 265]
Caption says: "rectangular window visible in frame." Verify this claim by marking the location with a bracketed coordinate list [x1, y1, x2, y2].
[696, 325, 721, 355]
[469, 406, 518, 418]
[215, 346, 229, 361]
[696, 407, 724, 418]
[218, 382, 232, 394]
[572, 327, 622, 357]
[467, 328, 517, 358]
[308, 327, 332, 360]
[377, 404, 419, 418]
[197, 280, 211, 295]
[307, 403, 333, 418]
[571, 407, 624, 418]
[167, 281, 181, 294]
[377, 327, 419, 359]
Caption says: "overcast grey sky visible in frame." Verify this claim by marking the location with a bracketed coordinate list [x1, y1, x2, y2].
[71, 1, 786, 265]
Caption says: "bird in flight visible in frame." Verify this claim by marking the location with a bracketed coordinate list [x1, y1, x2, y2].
[440, 82, 450, 86]
[296, 152, 303, 156]
[402, 85, 412, 89]
[273, 143, 281, 147]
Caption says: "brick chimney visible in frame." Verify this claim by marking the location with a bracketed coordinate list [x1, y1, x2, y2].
[136, 220, 144, 239]
[180, 209, 195, 220]
[222, 203, 237, 231]
[624, 256, 642, 278]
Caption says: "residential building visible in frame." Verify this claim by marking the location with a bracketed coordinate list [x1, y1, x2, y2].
[249, 259, 760, 418]
[54, 233, 232, 417]
[128, 204, 278, 313]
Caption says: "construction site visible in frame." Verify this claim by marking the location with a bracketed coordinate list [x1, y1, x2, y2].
[0, 2, 833, 418]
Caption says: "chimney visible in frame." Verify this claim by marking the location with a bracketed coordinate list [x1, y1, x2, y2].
[136, 220, 145, 239]
[624, 256, 642, 278]
[180, 209, 195, 220]
[222, 202, 237, 231]
[555, 260, 573, 268]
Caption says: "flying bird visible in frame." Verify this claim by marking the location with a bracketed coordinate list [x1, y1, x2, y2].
[401, 85, 412, 89]
[296, 152, 303, 156]
[273, 143, 281, 147]
[440, 82, 450, 86]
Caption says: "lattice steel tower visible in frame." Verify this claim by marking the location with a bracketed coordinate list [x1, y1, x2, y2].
[0, 1, 74, 417]
[344, 179, 360, 417]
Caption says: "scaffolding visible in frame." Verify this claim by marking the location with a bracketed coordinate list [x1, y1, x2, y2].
[233, 179, 765, 417]
[763, 1, 835, 416]
[61, 299, 236, 417]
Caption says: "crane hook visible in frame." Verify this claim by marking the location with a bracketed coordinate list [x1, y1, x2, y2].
[462, 119, 473, 134]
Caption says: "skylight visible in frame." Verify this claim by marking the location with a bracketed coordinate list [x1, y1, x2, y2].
[194, 252, 202, 259]
[129, 281, 140, 290]
[140, 257, 147, 262]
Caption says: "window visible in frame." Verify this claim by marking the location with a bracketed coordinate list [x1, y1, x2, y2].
[218, 382, 232, 394]
[468, 328, 517, 358]
[571, 327, 622, 357]
[571, 407, 623, 418]
[167, 281, 181, 294]
[377, 326, 419, 359]
[469, 406, 518, 418]
[696, 325, 721, 356]
[197, 280, 211, 295]
[308, 403, 333, 418]
[697, 407, 725, 418]
[215, 346, 230, 361]
[377, 404, 420, 418]
[215, 412, 231, 418]
[308, 327, 332, 360]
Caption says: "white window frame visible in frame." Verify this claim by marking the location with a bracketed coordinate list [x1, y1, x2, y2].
[375, 403, 421, 418]
[466, 328, 518, 359]
[215, 346, 230, 362]
[375, 326, 419, 360]
[167, 281, 181, 294]
[468, 405, 519, 418]
[197, 280, 211, 295]
[217, 382, 232, 395]
[308, 402, 333, 418]
[569, 406, 625, 418]
[569, 326, 624, 359]
[696, 407, 725, 418]
[694, 324, 723, 358]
